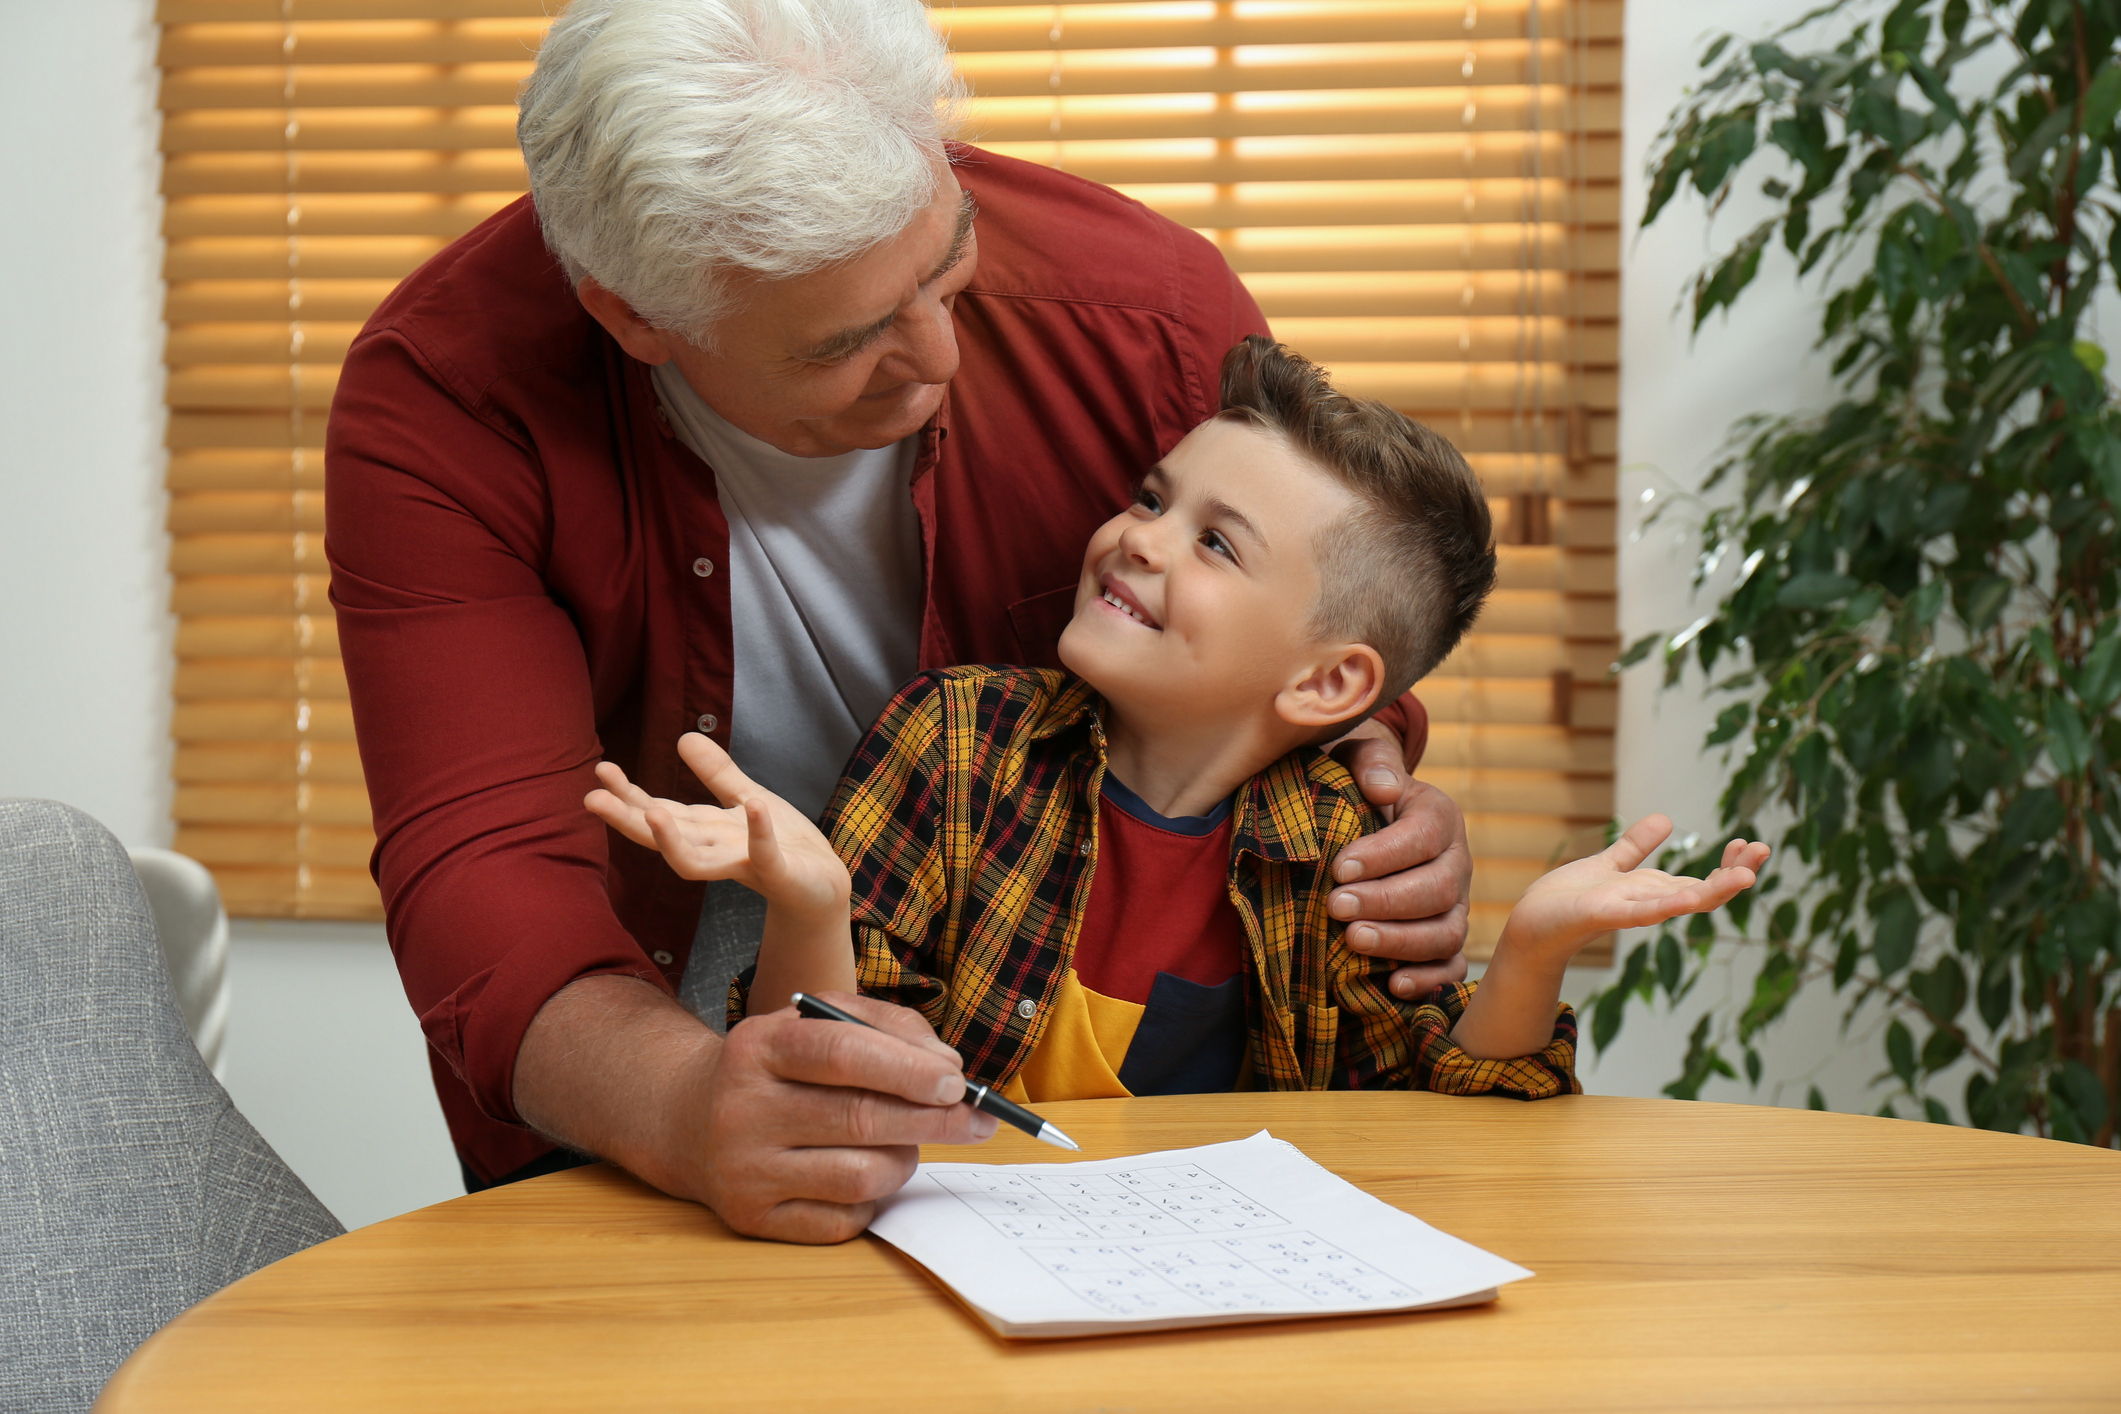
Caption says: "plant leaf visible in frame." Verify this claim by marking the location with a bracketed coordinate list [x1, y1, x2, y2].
[2050, 1062, 2109, 1144]
[1871, 886, 1921, 976]
[1886, 1018, 1918, 1088]
[1692, 222, 1775, 329]
[2046, 696, 2092, 775]
[1776, 571, 1860, 607]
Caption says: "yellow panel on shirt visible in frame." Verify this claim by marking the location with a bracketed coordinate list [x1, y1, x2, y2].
[1001, 968, 1141, 1104]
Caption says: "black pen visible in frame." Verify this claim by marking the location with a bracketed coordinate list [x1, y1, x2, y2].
[790, 992, 1080, 1151]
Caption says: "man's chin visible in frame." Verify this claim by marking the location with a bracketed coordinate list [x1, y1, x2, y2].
[812, 386, 945, 452]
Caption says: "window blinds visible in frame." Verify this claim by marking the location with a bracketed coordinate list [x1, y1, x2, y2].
[157, 0, 1620, 960]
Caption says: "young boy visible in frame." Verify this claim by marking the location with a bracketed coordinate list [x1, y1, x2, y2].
[588, 338, 1767, 1102]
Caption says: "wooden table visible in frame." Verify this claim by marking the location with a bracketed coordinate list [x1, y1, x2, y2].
[98, 1093, 2121, 1413]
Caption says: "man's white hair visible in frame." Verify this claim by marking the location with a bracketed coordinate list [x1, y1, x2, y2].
[519, 0, 964, 344]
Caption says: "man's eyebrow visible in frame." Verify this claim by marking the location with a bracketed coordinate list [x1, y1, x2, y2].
[789, 311, 897, 366]
[923, 190, 979, 285]
[788, 191, 980, 365]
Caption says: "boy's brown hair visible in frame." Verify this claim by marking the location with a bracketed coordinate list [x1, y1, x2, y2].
[1218, 335, 1497, 712]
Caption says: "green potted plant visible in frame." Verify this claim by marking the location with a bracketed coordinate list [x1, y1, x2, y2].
[1600, 0, 2119, 1145]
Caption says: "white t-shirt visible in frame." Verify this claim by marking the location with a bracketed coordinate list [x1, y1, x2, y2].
[650, 362, 924, 821]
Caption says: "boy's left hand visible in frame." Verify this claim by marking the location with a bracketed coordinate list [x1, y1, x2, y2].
[1503, 815, 1770, 962]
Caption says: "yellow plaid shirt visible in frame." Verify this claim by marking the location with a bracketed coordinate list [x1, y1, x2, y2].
[823, 666, 1580, 1097]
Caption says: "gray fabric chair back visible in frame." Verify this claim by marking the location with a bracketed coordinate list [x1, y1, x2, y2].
[0, 799, 344, 1414]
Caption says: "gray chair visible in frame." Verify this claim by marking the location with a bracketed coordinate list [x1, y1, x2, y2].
[0, 799, 343, 1414]
[125, 847, 230, 1077]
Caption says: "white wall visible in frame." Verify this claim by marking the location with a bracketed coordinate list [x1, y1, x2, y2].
[0, 0, 465, 1231]
[0, 0, 172, 848]
[0, 0, 1900, 1233]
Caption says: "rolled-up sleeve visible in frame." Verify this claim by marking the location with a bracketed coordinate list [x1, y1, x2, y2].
[1403, 982, 1580, 1099]
[327, 329, 666, 1135]
[1334, 965, 1580, 1098]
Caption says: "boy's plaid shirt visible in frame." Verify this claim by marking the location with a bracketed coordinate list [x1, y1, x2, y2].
[825, 666, 1580, 1097]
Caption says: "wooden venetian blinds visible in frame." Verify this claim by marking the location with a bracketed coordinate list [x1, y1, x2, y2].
[157, 0, 1620, 950]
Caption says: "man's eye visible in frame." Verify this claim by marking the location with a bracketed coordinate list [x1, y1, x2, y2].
[1200, 529, 1236, 560]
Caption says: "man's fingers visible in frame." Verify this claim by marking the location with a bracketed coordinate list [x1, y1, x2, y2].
[745, 1078, 993, 1150]
[744, 1007, 969, 1110]
[766, 1142, 923, 1209]
[731, 1196, 882, 1246]
[1342, 903, 1469, 963]
[1605, 814, 1674, 872]
[811, 991, 966, 1067]
[1328, 848, 1468, 931]
[1387, 952, 1469, 1000]
[1330, 779, 1457, 884]
[1330, 735, 1408, 813]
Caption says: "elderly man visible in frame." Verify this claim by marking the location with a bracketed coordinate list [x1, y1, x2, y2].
[327, 0, 1475, 1243]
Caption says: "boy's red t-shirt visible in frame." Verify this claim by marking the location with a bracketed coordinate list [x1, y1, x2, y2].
[1067, 772, 1250, 1094]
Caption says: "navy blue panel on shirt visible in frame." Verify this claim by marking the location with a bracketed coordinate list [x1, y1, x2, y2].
[1116, 971, 1248, 1095]
[1099, 771, 1233, 836]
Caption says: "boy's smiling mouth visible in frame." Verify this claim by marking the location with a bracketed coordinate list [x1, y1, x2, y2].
[1098, 573, 1162, 630]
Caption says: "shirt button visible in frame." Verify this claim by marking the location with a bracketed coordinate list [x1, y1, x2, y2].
[692, 557, 714, 578]
[652, 950, 674, 966]
[696, 713, 718, 733]
[1016, 998, 1037, 1020]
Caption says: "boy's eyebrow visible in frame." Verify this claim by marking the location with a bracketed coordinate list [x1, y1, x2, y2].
[788, 192, 979, 365]
[1202, 493, 1267, 550]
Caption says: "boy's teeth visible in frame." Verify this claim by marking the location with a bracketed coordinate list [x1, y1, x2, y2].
[1103, 590, 1145, 623]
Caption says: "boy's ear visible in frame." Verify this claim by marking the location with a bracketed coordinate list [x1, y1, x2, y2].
[1274, 643, 1386, 731]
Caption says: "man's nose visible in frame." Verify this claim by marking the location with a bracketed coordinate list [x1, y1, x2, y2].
[876, 289, 961, 388]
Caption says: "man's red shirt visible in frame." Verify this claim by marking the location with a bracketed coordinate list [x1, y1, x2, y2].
[325, 145, 1426, 1181]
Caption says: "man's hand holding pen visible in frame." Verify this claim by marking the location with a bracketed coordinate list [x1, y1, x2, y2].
[677, 993, 1000, 1245]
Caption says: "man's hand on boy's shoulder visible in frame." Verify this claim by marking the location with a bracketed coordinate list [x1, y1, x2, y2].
[1327, 728, 1473, 1000]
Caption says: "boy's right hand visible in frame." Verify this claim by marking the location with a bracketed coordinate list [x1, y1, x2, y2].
[585, 734, 850, 921]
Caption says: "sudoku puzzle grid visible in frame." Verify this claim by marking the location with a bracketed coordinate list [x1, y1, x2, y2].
[929, 1163, 1281, 1240]
[928, 1164, 1422, 1315]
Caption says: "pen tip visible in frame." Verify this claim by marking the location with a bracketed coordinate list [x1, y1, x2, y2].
[1042, 1126, 1080, 1151]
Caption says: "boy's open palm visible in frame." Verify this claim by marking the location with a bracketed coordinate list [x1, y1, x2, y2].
[1503, 815, 1769, 962]
[584, 733, 850, 920]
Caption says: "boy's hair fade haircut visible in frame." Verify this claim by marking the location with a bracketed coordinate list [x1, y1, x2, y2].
[1218, 335, 1497, 712]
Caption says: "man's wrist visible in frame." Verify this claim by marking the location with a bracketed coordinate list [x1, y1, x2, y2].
[512, 973, 724, 1203]
[639, 1027, 724, 1204]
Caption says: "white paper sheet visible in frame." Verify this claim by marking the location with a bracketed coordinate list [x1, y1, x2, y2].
[867, 1130, 1532, 1337]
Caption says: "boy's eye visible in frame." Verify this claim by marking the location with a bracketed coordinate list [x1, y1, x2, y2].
[1199, 528, 1236, 561]
[1133, 488, 1164, 514]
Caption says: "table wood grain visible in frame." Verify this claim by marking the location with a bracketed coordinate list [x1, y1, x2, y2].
[97, 1093, 2121, 1413]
